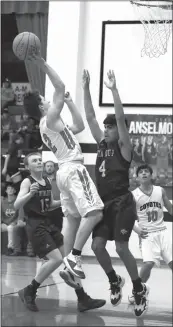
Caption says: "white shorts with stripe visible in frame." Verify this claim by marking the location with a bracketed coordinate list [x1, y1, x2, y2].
[56, 162, 104, 218]
[140, 229, 172, 267]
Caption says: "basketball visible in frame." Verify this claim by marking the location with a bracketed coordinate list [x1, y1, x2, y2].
[12, 32, 41, 60]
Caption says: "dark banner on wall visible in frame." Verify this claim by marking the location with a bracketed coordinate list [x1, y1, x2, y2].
[128, 114, 172, 188]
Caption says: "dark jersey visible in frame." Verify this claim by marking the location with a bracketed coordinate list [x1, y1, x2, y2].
[23, 176, 52, 219]
[95, 139, 131, 201]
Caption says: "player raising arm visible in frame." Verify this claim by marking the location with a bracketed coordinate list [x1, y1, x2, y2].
[82, 69, 149, 317]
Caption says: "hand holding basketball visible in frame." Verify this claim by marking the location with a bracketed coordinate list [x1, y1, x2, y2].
[82, 70, 90, 89]
[104, 70, 116, 90]
[27, 52, 45, 68]
[30, 182, 39, 196]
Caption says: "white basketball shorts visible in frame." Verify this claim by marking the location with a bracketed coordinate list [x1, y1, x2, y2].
[140, 228, 172, 267]
[56, 162, 104, 218]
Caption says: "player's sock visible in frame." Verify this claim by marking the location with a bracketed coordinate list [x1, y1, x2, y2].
[106, 269, 118, 283]
[75, 287, 86, 300]
[72, 248, 82, 256]
[132, 277, 143, 293]
[30, 279, 40, 292]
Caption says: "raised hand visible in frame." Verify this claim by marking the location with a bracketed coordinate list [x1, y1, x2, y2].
[26, 51, 45, 68]
[64, 92, 73, 103]
[82, 69, 90, 89]
[104, 70, 116, 90]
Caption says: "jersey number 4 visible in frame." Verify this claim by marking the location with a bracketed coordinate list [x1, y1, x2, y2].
[147, 211, 158, 222]
[99, 160, 106, 177]
[40, 198, 50, 212]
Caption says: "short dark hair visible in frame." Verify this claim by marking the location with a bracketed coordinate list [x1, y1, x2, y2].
[5, 182, 16, 191]
[44, 161, 55, 166]
[24, 152, 42, 166]
[4, 182, 16, 197]
[24, 91, 42, 122]
[103, 114, 128, 127]
[136, 164, 153, 176]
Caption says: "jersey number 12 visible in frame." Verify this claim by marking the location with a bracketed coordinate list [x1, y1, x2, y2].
[99, 160, 106, 177]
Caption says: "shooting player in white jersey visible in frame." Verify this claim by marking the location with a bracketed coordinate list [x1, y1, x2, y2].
[22, 53, 106, 312]
[129, 164, 172, 304]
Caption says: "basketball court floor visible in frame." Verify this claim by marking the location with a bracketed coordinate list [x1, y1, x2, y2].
[1, 255, 172, 326]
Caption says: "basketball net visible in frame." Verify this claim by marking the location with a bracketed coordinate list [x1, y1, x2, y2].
[130, 0, 173, 57]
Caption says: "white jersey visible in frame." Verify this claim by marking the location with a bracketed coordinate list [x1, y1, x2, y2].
[132, 185, 166, 233]
[39, 116, 84, 167]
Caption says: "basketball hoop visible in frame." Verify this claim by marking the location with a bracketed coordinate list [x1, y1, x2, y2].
[130, 1, 173, 57]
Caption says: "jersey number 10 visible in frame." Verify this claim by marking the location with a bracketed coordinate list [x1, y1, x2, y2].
[147, 210, 158, 222]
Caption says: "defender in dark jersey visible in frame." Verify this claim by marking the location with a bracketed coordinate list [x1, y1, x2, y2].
[82, 69, 149, 317]
[14, 152, 106, 313]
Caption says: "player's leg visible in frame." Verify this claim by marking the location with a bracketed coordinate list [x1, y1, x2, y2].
[91, 222, 124, 306]
[56, 218, 106, 312]
[115, 193, 149, 317]
[63, 165, 104, 279]
[129, 233, 159, 305]
[160, 229, 173, 271]
[18, 226, 63, 311]
[140, 262, 154, 282]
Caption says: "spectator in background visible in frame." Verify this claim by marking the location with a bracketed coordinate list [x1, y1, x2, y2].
[156, 135, 170, 183]
[1, 78, 15, 110]
[1, 108, 18, 146]
[1, 182, 25, 256]
[1, 132, 24, 193]
[18, 116, 42, 150]
[44, 161, 63, 232]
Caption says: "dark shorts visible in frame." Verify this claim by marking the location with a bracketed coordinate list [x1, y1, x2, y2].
[92, 191, 137, 242]
[27, 217, 64, 258]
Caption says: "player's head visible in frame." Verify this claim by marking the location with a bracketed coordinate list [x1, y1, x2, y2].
[136, 164, 153, 184]
[24, 152, 43, 173]
[4, 182, 16, 197]
[103, 114, 128, 143]
[24, 91, 50, 122]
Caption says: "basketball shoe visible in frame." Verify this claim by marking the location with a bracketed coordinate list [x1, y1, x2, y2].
[77, 292, 106, 312]
[63, 252, 85, 279]
[18, 286, 38, 311]
[133, 284, 149, 317]
[110, 275, 125, 306]
[59, 267, 81, 289]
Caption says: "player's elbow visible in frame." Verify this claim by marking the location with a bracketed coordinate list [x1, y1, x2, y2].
[55, 82, 65, 93]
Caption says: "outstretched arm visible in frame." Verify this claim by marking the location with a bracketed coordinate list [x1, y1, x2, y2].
[26, 53, 65, 128]
[83, 70, 104, 143]
[104, 70, 132, 161]
[64, 92, 84, 134]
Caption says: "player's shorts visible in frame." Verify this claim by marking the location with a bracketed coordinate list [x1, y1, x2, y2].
[140, 228, 172, 267]
[56, 162, 104, 218]
[92, 191, 137, 242]
[27, 217, 64, 258]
